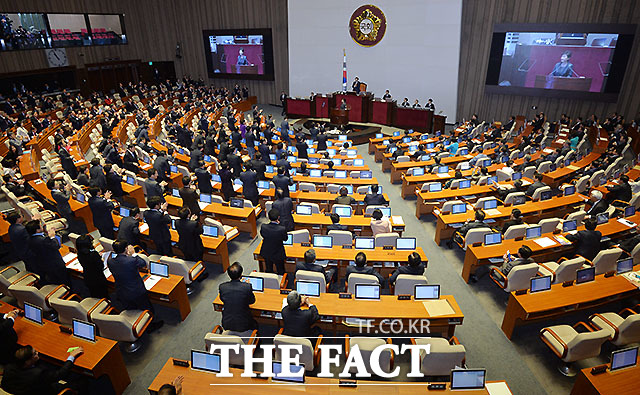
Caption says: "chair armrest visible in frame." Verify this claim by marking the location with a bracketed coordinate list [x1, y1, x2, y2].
[538, 262, 556, 275]
[132, 310, 153, 338]
[86, 298, 110, 321]
[449, 336, 461, 345]
[45, 284, 70, 307]
[0, 265, 20, 278]
[540, 327, 568, 359]
[489, 267, 508, 289]
[314, 335, 323, 368]
[247, 329, 259, 346]
[387, 338, 394, 369]
[280, 273, 288, 289]
[345, 334, 350, 358]
[557, 257, 569, 263]
[65, 293, 82, 302]
[277, 328, 284, 335]
[613, 200, 630, 207]
[212, 325, 223, 334]
[573, 321, 595, 333]
[590, 313, 619, 340]
[57, 388, 77, 395]
[619, 307, 638, 317]
[188, 261, 205, 281]
[575, 255, 593, 266]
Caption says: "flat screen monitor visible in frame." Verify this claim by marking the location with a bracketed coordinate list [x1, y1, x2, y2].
[402, 137, 411, 143]
[429, 183, 442, 192]
[309, 169, 322, 178]
[334, 170, 347, 179]
[596, 212, 609, 225]
[396, 237, 416, 250]
[483, 199, 498, 209]
[355, 237, 375, 250]
[616, 258, 634, 274]
[355, 284, 380, 300]
[309, 158, 319, 164]
[360, 171, 373, 179]
[438, 166, 449, 174]
[482, 159, 492, 167]
[450, 369, 486, 390]
[500, 156, 509, 163]
[379, 207, 391, 217]
[327, 149, 337, 156]
[414, 284, 440, 300]
[243, 276, 264, 292]
[526, 226, 542, 239]
[459, 179, 471, 189]
[126, 176, 135, 185]
[426, 142, 435, 149]
[287, 156, 297, 163]
[272, 361, 305, 383]
[452, 203, 467, 214]
[265, 165, 274, 173]
[376, 133, 383, 138]
[550, 163, 557, 172]
[119, 207, 130, 217]
[393, 131, 401, 137]
[76, 193, 85, 203]
[512, 171, 522, 180]
[565, 158, 572, 167]
[307, 148, 315, 154]
[199, 193, 212, 203]
[459, 149, 469, 156]
[459, 162, 471, 170]
[202, 225, 219, 237]
[283, 233, 293, 245]
[191, 350, 221, 373]
[312, 235, 332, 248]
[513, 195, 527, 205]
[625, 206, 636, 217]
[202, 28, 275, 81]
[484, 232, 502, 245]
[257, 180, 270, 189]
[150, 261, 169, 278]
[610, 347, 639, 372]
[24, 302, 43, 325]
[412, 168, 425, 176]
[204, 155, 212, 162]
[211, 174, 221, 182]
[72, 319, 96, 342]
[487, 176, 498, 184]
[576, 266, 595, 284]
[333, 159, 343, 167]
[296, 280, 321, 297]
[289, 184, 297, 193]
[295, 205, 312, 215]
[530, 275, 552, 293]
[172, 188, 180, 198]
[353, 159, 364, 167]
[47, 14, 89, 48]
[334, 206, 352, 218]
[346, 149, 357, 156]
[230, 198, 244, 208]
[540, 190, 552, 201]
[564, 185, 576, 196]
[563, 220, 577, 232]
[170, 165, 178, 173]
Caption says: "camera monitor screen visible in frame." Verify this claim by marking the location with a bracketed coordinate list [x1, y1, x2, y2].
[526, 226, 542, 239]
[395, 237, 416, 250]
[88, 14, 127, 45]
[355, 284, 380, 300]
[334, 206, 352, 218]
[484, 232, 502, 245]
[150, 262, 169, 278]
[0, 13, 50, 51]
[191, 350, 221, 373]
[355, 237, 375, 250]
[616, 258, 633, 274]
[243, 276, 264, 292]
[451, 369, 486, 390]
[72, 319, 96, 342]
[414, 284, 440, 300]
[202, 225, 219, 237]
[272, 361, 305, 383]
[610, 347, 638, 371]
[530, 275, 552, 293]
[24, 302, 43, 325]
[203, 29, 274, 80]
[296, 280, 320, 297]
[312, 235, 332, 248]
[576, 266, 595, 284]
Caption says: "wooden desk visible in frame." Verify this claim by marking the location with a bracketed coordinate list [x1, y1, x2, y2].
[214, 288, 461, 337]
[415, 184, 502, 218]
[61, 245, 192, 321]
[253, 241, 427, 279]
[571, 364, 640, 395]
[149, 359, 509, 394]
[18, 151, 39, 181]
[122, 182, 146, 208]
[501, 267, 640, 339]
[0, 217, 9, 242]
[293, 213, 405, 236]
[542, 152, 600, 188]
[292, 175, 379, 187]
[28, 179, 96, 232]
[0, 302, 131, 394]
[389, 155, 473, 183]
[368, 132, 421, 155]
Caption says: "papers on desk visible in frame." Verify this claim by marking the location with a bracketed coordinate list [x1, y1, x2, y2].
[486, 382, 513, 395]
[198, 202, 209, 211]
[33, 179, 43, 184]
[543, 148, 555, 154]
[391, 216, 404, 226]
[103, 267, 112, 279]
[67, 260, 83, 272]
[567, 165, 580, 170]
[488, 257, 503, 264]
[257, 188, 266, 195]
[144, 275, 162, 290]
[533, 237, 557, 248]
[521, 180, 531, 186]
[622, 271, 640, 289]
[554, 235, 572, 246]
[484, 209, 501, 216]
[233, 184, 242, 192]
[617, 218, 637, 228]
[423, 299, 455, 317]
[139, 223, 149, 233]
[281, 297, 288, 310]
[308, 164, 320, 168]
[555, 139, 566, 145]
[63, 253, 77, 264]
[437, 173, 449, 178]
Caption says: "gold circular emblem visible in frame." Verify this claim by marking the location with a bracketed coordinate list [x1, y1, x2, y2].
[349, 5, 387, 47]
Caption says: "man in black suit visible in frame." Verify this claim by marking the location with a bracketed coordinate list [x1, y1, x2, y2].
[566, 218, 602, 261]
[117, 207, 144, 249]
[47, 178, 73, 221]
[175, 208, 204, 261]
[144, 168, 166, 201]
[231, 128, 243, 152]
[281, 291, 321, 338]
[606, 174, 632, 206]
[153, 149, 172, 182]
[239, 163, 259, 206]
[345, 252, 385, 287]
[501, 208, 524, 234]
[227, 148, 243, 178]
[144, 196, 172, 255]
[1, 345, 84, 394]
[7, 212, 36, 273]
[87, 187, 115, 239]
[24, 220, 72, 287]
[273, 167, 293, 198]
[0, 309, 19, 365]
[494, 245, 534, 277]
[251, 153, 267, 181]
[89, 158, 107, 190]
[195, 161, 214, 194]
[295, 249, 337, 286]
[326, 213, 349, 232]
[258, 139, 271, 164]
[352, 76, 361, 93]
[218, 262, 257, 332]
[525, 173, 547, 198]
[275, 152, 291, 175]
[295, 137, 309, 160]
[123, 144, 140, 174]
[586, 190, 609, 217]
[58, 145, 78, 179]
[316, 129, 328, 151]
[259, 209, 288, 275]
[179, 176, 201, 217]
[104, 164, 125, 202]
[364, 185, 388, 206]
[272, 189, 294, 231]
[188, 145, 203, 171]
[390, 252, 426, 286]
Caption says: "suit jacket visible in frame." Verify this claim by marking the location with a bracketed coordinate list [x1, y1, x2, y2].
[77, 249, 109, 298]
[28, 234, 70, 286]
[272, 174, 292, 197]
[364, 193, 387, 206]
[195, 167, 213, 194]
[258, 144, 271, 164]
[239, 170, 258, 200]
[8, 223, 32, 262]
[586, 199, 609, 217]
[345, 265, 384, 284]
[281, 305, 320, 338]
[326, 224, 349, 232]
[106, 171, 124, 197]
[272, 198, 294, 231]
[88, 196, 115, 231]
[296, 142, 309, 159]
[144, 178, 164, 199]
[117, 216, 141, 246]
[90, 164, 107, 190]
[153, 156, 170, 180]
[502, 257, 535, 276]
[218, 279, 257, 332]
[51, 189, 73, 218]
[606, 182, 631, 203]
[189, 149, 203, 170]
[0, 316, 18, 364]
[176, 218, 203, 259]
[566, 229, 602, 261]
[107, 254, 147, 302]
[525, 181, 546, 197]
[227, 154, 242, 178]
[390, 264, 425, 285]
[317, 134, 328, 151]
[144, 209, 171, 244]
[1, 360, 74, 395]
[501, 218, 524, 234]
[250, 159, 267, 180]
[179, 187, 201, 216]
[296, 261, 331, 283]
[259, 222, 287, 261]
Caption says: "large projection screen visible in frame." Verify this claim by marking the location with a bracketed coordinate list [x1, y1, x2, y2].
[288, 0, 462, 120]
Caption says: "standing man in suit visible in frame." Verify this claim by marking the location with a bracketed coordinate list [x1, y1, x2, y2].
[389, 252, 426, 286]
[0, 309, 19, 365]
[144, 196, 172, 255]
[107, 240, 164, 330]
[425, 98, 435, 111]
[345, 252, 385, 287]
[586, 190, 609, 217]
[47, 178, 86, 234]
[87, 187, 115, 239]
[104, 164, 125, 202]
[24, 220, 72, 287]
[153, 149, 172, 182]
[144, 168, 166, 201]
[316, 129, 328, 152]
[245, 124, 256, 159]
[382, 90, 392, 100]
[272, 189, 294, 231]
[280, 117, 291, 145]
[117, 207, 145, 250]
[295, 249, 337, 286]
[227, 148, 243, 178]
[175, 208, 204, 261]
[123, 144, 140, 174]
[218, 262, 257, 332]
[566, 218, 602, 261]
[188, 145, 203, 171]
[89, 158, 107, 190]
[352, 76, 361, 93]
[258, 139, 271, 164]
[251, 153, 267, 181]
[194, 161, 214, 194]
[281, 291, 321, 338]
[239, 163, 259, 206]
[179, 176, 200, 218]
[6, 212, 36, 273]
[280, 91, 288, 116]
[259, 209, 288, 275]
[272, 167, 293, 198]
[296, 137, 309, 160]
[326, 213, 349, 232]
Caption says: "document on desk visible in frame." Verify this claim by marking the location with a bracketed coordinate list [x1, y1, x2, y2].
[617, 218, 637, 228]
[144, 275, 162, 290]
[233, 184, 242, 192]
[63, 252, 77, 264]
[391, 216, 404, 226]
[566, 165, 580, 171]
[139, 223, 149, 233]
[437, 173, 449, 178]
[533, 237, 557, 248]
[543, 148, 555, 154]
[554, 235, 572, 246]
[486, 382, 513, 395]
[198, 202, 209, 211]
[484, 209, 502, 216]
[423, 300, 455, 317]
[103, 267, 112, 279]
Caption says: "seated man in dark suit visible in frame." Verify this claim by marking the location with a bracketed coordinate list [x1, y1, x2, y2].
[498, 179, 525, 201]
[525, 173, 547, 198]
[451, 210, 487, 247]
[566, 218, 602, 261]
[490, 245, 534, 285]
[1, 345, 85, 395]
[295, 249, 337, 286]
[0, 309, 19, 365]
[259, 209, 288, 275]
[218, 262, 257, 332]
[281, 291, 321, 338]
[585, 190, 609, 217]
[334, 186, 356, 205]
[605, 174, 632, 206]
[389, 252, 426, 286]
[326, 213, 349, 232]
[143, 196, 172, 255]
[345, 252, 385, 288]
[364, 185, 387, 206]
[501, 208, 524, 234]
[87, 187, 116, 239]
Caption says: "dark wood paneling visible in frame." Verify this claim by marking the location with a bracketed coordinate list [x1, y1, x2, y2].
[458, 0, 640, 122]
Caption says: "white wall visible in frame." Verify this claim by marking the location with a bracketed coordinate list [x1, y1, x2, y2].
[288, 0, 462, 120]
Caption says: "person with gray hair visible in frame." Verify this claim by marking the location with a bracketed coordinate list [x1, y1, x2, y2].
[295, 249, 337, 286]
[281, 291, 321, 338]
[586, 189, 609, 217]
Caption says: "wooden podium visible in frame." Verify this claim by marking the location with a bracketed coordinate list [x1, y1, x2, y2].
[234, 64, 259, 74]
[534, 75, 592, 91]
[330, 108, 349, 126]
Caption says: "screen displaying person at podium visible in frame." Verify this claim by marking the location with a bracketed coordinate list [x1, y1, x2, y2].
[205, 33, 266, 75]
[495, 32, 620, 92]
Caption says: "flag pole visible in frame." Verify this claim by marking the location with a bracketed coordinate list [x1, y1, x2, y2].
[342, 48, 347, 92]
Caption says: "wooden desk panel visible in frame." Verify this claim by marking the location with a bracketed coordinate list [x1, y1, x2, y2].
[542, 152, 600, 188]
[0, 302, 130, 394]
[571, 364, 640, 395]
[29, 179, 96, 232]
[18, 151, 39, 181]
[293, 213, 405, 236]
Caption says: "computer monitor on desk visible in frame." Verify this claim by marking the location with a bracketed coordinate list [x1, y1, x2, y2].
[450, 369, 486, 390]
[355, 284, 380, 300]
[72, 319, 96, 342]
[203, 225, 219, 237]
[191, 350, 221, 373]
[355, 237, 375, 250]
[296, 280, 321, 297]
[610, 347, 638, 372]
[24, 302, 43, 325]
